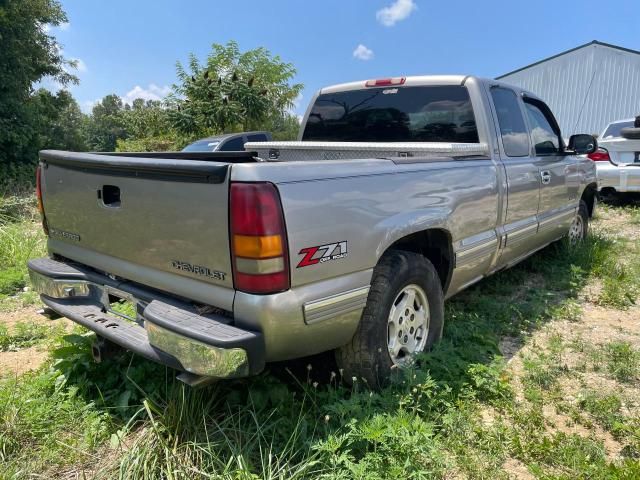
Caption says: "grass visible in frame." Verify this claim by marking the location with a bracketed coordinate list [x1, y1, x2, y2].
[0, 196, 46, 310]
[0, 322, 51, 352]
[604, 342, 640, 384]
[0, 197, 639, 478]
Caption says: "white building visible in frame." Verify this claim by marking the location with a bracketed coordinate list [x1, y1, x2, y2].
[497, 40, 640, 136]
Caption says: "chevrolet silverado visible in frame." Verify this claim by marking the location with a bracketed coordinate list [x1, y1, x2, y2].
[28, 75, 598, 387]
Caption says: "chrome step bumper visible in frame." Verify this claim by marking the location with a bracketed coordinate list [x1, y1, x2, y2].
[27, 257, 265, 379]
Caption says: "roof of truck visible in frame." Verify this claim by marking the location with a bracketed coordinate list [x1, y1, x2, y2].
[320, 75, 473, 94]
[317, 75, 543, 104]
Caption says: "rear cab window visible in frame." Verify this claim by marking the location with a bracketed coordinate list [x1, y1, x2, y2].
[302, 85, 479, 143]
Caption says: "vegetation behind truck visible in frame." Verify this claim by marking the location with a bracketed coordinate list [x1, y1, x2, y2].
[28, 75, 598, 387]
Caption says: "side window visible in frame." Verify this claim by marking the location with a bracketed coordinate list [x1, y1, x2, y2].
[490, 87, 530, 157]
[219, 136, 246, 151]
[247, 134, 268, 142]
[523, 100, 561, 155]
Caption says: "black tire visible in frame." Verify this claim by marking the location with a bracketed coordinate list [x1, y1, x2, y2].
[621, 127, 640, 140]
[335, 249, 444, 389]
[569, 200, 589, 245]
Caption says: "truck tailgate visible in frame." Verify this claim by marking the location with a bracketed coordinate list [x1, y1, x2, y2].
[39, 151, 236, 310]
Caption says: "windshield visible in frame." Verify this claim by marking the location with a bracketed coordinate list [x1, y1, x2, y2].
[602, 121, 634, 139]
[302, 85, 479, 143]
[181, 140, 221, 152]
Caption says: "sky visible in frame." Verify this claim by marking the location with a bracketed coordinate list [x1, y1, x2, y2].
[49, 0, 640, 116]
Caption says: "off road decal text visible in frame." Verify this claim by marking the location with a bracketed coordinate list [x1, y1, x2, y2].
[297, 241, 348, 268]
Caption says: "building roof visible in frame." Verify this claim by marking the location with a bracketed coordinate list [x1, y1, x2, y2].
[497, 40, 640, 79]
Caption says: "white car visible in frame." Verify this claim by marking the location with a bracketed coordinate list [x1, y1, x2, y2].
[591, 118, 640, 196]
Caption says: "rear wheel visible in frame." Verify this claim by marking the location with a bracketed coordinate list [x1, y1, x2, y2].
[568, 200, 589, 245]
[335, 250, 444, 388]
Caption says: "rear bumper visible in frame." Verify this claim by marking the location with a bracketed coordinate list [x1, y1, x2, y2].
[28, 257, 265, 379]
[596, 163, 640, 192]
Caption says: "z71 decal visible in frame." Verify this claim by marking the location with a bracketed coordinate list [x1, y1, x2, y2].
[297, 241, 348, 268]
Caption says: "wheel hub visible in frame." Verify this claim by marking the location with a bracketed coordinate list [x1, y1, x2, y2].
[569, 213, 584, 245]
[387, 284, 429, 365]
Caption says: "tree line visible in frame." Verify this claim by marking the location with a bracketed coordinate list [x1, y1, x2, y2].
[0, 0, 303, 188]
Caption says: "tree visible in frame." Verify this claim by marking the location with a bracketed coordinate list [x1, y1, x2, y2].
[168, 41, 302, 137]
[0, 0, 77, 170]
[268, 113, 301, 141]
[85, 95, 128, 151]
[116, 99, 178, 152]
[30, 89, 87, 152]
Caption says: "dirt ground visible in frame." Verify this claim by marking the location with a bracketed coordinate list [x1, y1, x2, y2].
[0, 306, 73, 377]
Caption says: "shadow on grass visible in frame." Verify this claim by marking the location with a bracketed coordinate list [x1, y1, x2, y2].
[46, 233, 622, 477]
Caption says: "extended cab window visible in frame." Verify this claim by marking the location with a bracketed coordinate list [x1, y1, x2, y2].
[523, 100, 561, 156]
[302, 86, 479, 143]
[490, 87, 529, 157]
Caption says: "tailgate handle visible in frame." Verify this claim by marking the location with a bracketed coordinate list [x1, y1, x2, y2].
[100, 185, 121, 207]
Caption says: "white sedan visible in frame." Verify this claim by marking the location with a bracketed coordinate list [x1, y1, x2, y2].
[591, 118, 640, 196]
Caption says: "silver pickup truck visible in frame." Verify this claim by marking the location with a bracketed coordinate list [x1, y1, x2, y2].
[28, 75, 598, 387]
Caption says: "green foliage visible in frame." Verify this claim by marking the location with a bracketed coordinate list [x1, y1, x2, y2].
[0, 267, 25, 296]
[30, 88, 87, 152]
[0, 369, 112, 476]
[604, 342, 640, 383]
[84, 94, 128, 151]
[578, 390, 627, 436]
[0, 0, 78, 176]
[169, 40, 303, 137]
[0, 219, 46, 297]
[0, 322, 50, 351]
[268, 113, 302, 141]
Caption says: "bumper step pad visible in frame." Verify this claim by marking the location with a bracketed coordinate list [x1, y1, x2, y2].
[29, 257, 265, 378]
[40, 296, 184, 371]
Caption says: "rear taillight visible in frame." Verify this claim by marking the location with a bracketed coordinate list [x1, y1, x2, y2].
[365, 77, 406, 87]
[588, 148, 611, 162]
[230, 182, 289, 294]
[35, 165, 49, 235]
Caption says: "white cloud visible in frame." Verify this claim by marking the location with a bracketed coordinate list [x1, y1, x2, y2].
[353, 44, 374, 61]
[58, 22, 70, 31]
[376, 0, 417, 27]
[122, 84, 171, 105]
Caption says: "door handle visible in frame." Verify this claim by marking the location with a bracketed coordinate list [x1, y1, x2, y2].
[540, 170, 551, 185]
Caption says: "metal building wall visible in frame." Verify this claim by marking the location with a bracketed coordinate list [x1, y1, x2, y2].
[498, 42, 640, 137]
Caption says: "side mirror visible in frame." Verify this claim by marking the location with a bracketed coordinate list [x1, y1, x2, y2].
[568, 134, 597, 155]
